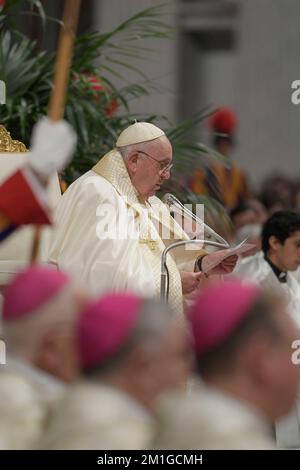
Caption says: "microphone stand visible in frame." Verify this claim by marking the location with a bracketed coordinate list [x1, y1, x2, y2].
[160, 239, 228, 303]
[162, 193, 230, 248]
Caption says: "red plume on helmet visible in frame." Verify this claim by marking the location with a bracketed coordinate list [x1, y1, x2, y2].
[209, 107, 237, 135]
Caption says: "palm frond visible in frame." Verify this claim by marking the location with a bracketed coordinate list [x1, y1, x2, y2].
[0, 2, 228, 219]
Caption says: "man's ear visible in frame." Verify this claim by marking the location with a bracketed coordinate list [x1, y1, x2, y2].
[37, 330, 79, 382]
[126, 152, 139, 174]
[243, 331, 276, 386]
[36, 330, 59, 374]
[269, 235, 281, 252]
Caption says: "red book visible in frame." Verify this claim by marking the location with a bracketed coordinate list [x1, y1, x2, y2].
[0, 167, 51, 226]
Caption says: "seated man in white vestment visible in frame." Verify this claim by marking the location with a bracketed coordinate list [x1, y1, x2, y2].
[153, 280, 300, 450]
[0, 265, 88, 449]
[235, 210, 300, 448]
[38, 293, 191, 450]
[49, 122, 237, 313]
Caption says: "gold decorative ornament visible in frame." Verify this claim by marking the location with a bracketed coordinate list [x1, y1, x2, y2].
[139, 238, 158, 251]
[0, 125, 27, 152]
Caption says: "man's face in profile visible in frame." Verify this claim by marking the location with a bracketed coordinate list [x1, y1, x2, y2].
[274, 230, 300, 272]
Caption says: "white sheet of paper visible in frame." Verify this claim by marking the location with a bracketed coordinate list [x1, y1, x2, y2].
[201, 238, 255, 273]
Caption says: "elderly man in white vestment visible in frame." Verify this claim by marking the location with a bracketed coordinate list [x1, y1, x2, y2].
[235, 210, 300, 448]
[0, 265, 88, 449]
[49, 122, 237, 313]
[154, 280, 300, 450]
[38, 293, 191, 450]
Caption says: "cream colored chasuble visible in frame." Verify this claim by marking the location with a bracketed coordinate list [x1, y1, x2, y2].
[50, 150, 205, 313]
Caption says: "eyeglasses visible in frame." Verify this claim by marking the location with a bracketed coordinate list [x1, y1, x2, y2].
[137, 150, 173, 175]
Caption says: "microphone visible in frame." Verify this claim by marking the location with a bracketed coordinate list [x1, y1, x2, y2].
[162, 193, 229, 248]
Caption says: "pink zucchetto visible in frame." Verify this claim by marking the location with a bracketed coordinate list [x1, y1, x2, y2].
[77, 292, 143, 369]
[3, 265, 70, 321]
[188, 280, 260, 355]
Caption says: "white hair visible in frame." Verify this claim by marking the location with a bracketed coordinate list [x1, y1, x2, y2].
[132, 298, 173, 349]
[117, 135, 168, 161]
[117, 141, 148, 160]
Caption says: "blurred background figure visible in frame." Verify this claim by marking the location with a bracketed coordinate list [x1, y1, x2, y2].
[259, 175, 294, 216]
[229, 200, 267, 257]
[154, 280, 300, 450]
[39, 293, 191, 450]
[293, 181, 300, 212]
[192, 108, 251, 211]
[234, 223, 262, 257]
[230, 203, 257, 232]
[0, 265, 88, 449]
[231, 199, 267, 233]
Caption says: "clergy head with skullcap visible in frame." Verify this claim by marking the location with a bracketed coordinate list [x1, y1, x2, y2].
[77, 293, 190, 403]
[49, 121, 237, 313]
[153, 280, 300, 450]
[38, 292, 191, 450]
[3, 265, 88, 382]
[115, 121, 171, 200]
[190, 279, 300, 423]
[0, 264, 88, 450]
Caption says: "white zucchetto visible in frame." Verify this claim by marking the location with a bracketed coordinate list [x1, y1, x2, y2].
[116, 122, 165, 147]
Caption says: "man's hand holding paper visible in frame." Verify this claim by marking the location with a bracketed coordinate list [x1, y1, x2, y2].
[201, 239, 255, 275]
